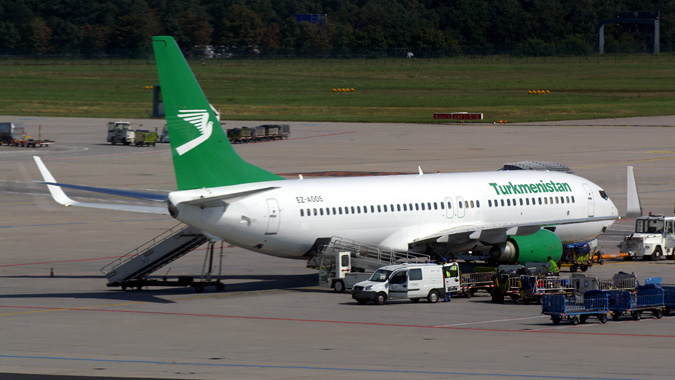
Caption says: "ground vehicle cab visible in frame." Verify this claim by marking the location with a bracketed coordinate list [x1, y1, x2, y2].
[351, 263, 445, 305]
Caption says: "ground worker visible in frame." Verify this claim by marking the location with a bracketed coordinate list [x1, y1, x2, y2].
[546, 256, 560, 276]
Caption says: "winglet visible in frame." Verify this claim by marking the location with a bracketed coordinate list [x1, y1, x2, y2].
[625, 166, 642, 218]
[33, 156, 77, 206]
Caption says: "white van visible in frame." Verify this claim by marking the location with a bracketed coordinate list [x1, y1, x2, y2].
[351, 263, 446, 305]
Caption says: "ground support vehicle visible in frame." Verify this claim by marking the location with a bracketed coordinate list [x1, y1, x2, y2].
[542, 291, 610, 325]
[607, 284, 664, 320]
[279, 124, 291, 139]
[598, 272, 638, 292]
[352, 263, 445, 305]
[159, 125, 170, 143]
[227, 127, 253, 143]
[619, 214, 675, 260]
[134, 130, 158, 146]
[560, 242, 594, 272]
[517, 275, 575, 304]
[107, 121, 134, 145]
[442, 263, 496, 298]
[315, 251, 373, 293]
[310, 238, 430, 292]
[261, 124, 282, 140]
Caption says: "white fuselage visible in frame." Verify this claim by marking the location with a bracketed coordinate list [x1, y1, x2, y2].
[168, 170, 618, 259]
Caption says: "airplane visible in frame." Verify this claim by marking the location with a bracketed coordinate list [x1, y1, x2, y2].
[34, 36, 636, 266]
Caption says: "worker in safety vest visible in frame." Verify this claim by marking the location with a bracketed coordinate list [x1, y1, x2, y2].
[441, 260, 452, 302]
[546, 256, 559, 276]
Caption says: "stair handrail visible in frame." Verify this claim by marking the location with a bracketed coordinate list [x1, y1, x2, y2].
[100, 223, 197, 275]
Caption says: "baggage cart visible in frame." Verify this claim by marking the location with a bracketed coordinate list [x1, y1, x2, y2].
[542, 290, 609, 325]
[607, 284, 664, 320]
[660, 284, 675, 316]
[519, 275, 575, 304]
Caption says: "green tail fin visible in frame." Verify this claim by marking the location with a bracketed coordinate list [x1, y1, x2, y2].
[152, 36, 283, 190]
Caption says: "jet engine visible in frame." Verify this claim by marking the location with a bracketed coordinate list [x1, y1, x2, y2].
[489, 229, 562, 264]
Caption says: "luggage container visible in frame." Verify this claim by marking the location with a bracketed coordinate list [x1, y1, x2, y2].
[662, 284, 675, 316]
[542, 290, 609, 325]
[607, 284, 664, 320]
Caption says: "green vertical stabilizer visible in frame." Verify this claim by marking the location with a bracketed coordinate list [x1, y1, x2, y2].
[152, 36, 284, 190]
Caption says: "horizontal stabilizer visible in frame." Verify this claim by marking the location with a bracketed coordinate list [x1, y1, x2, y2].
[33, 156, 169, 215]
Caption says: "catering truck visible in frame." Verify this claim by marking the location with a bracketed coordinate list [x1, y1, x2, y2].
[619, 214, 675, 261]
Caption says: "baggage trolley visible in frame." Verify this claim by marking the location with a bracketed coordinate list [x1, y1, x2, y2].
[607, 284, 664, 320]
[659, 284, 675, 316]
[542, 290, 609, 325]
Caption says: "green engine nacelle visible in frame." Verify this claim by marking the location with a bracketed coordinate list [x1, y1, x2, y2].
[490, 229, 563, 264]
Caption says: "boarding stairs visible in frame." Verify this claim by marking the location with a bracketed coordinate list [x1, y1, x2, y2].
[309, 236, 430, 272]
[100, 224, 208, 287]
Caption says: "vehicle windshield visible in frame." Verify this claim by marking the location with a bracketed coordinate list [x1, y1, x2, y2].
[636, 218, 664, 233]
[369, 269, 393, 282]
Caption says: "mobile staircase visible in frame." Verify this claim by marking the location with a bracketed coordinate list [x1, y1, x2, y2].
[100, 224, 224, 292]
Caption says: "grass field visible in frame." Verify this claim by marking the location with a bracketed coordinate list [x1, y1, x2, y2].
[0, 55, 674, 123]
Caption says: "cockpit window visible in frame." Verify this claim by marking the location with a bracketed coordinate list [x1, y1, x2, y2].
[599, 190, 608, 200]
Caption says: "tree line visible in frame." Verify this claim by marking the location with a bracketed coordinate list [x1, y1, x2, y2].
[1, 0, 672, 58]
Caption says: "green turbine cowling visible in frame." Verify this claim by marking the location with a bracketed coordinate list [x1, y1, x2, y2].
[508, 229, 563, 263]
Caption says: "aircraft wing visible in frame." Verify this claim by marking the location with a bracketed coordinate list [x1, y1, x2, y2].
[34, 156, 169, 215]
[413, 214, 619, 245]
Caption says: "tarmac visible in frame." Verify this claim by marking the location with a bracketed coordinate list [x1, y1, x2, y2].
[1, 115, 674, 380]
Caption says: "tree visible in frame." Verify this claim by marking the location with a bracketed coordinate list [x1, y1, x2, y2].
[27, 17, 52, 55]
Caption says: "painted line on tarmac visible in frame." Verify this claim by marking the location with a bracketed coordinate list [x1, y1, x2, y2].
[0, 256, 122, 268]
[434, 315, 547, 327]
[1, 303, 673, 338]
[287, 131, 356, 140]
[0, 354, 653, 380]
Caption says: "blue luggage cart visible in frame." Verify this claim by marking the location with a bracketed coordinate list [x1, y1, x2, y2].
[607, 284, 664, 320]
[661, 284, 675, 316]
[542, 290, 609, 325]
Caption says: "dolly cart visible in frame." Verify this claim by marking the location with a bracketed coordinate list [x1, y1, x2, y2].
[542, 290, 609, 325]
[663, 284, 675, 316]
[607, 284, 664, 320]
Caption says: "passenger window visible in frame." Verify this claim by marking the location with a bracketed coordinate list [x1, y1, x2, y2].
[519, 199, 523, 206]
[409, 268, 423, 281]
[377, 205, 382, 212]
[351, 206, 355, 214]
[371, 205, 375, 213]
[507, 199, 511, 206]
[397, 204, 402, 211]
[357, 206, 361, 213]
[465, 201, 469, 208]
[313, 208, 318, 216]
[339, 207, 343, 215]
[326, 208, 330, 215]
[458, 202, 463, 209]
[488, 200, 492, 207]
[470, 200, 474, 208]
[390, 271, 407, 284]
[333, 207, 337, 214]
[384, 205, 388, 212]
[300, 209, 304, 217]
[572, 196, 575, 203]
[320, 208, 324, 215]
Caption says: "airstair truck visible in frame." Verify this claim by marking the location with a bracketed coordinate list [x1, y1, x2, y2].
[619, 214, 675, 260]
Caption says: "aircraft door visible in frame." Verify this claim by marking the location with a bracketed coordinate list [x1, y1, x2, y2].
[582, 184, 595, 217]
[388, 270, 408, 299]
[265, 198, 280, 235]
[456, 196, 465, 218]
[444, 197, 454, 218]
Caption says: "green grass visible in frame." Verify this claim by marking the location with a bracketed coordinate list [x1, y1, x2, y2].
[0, 55, 674, 123]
